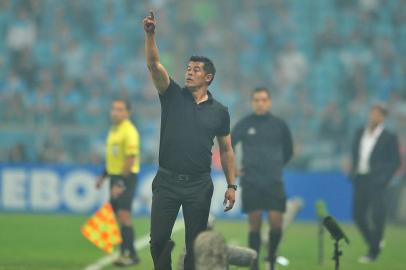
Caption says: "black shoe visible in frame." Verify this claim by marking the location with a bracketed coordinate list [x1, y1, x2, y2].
[113, 255, 140, 267]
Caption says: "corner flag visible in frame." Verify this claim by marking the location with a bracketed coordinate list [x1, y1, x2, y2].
[81, 203, 122, 253]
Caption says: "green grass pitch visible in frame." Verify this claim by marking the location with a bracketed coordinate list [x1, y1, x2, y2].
[0, 213, 405, 270]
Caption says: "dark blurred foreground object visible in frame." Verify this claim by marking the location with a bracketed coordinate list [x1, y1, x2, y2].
[323, 216, 349, 270]
[194, 230, 257, 270]
[177, 214, 258, 269]
[227, 245, 257, 267]
[178, 197, 303, 270]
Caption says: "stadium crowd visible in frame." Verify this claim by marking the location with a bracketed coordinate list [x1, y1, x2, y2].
[1, 0, 406, 170]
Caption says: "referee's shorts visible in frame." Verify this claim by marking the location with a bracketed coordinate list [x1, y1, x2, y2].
[241, 180, 286, 213]
[109, 173, 137, 212]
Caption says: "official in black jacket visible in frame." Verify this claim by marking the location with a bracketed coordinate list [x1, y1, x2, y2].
[350, 104, 400, 263]
[232, 87, 293, 270]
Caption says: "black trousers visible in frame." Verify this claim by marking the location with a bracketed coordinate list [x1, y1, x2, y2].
[352, 174, 387, 256]
[150, 168, 213, 270]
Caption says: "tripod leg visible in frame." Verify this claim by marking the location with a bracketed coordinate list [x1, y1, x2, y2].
[333, 240, 342, 270]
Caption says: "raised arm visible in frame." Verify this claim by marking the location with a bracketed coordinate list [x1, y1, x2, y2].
[143, 11, 170, 94]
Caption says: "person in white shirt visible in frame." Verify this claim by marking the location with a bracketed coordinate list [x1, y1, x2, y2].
[350, 104, 400, 263]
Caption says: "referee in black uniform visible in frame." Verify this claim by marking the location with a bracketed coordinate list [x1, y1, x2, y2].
[232, 87, 293, 270]
[143, 12, 237, 270]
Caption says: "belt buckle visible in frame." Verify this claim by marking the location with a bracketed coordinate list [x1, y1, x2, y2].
[177, 174, 189, 181]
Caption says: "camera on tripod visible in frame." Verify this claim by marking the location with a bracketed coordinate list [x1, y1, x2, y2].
[322, 216, 350, 270]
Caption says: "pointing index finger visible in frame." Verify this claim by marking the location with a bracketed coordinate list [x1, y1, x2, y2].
[150, 11, 154, 20]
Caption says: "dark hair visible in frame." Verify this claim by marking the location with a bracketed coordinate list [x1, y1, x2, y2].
[189, 56, 216, 85]
[251, 87, 271, 98]
[371, 103, 388, 117]
[113, 98, 131, 111]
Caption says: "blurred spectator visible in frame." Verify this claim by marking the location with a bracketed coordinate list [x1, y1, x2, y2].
[62, 40, 86, 82]
[373, 66, 396, 101]
[8, 142, 28, 162]
[319, 102, 348, 152]
[274, 42, 308, 90]
[4, 92, 27, 122]
[343, 62, 367, 100]
[2, 70, 27, 96]
[0, 0, 405, 170]
[348, 91, 369, 130]
[13, 48, 37, 87]
[86, 87, 107, 124]
[6, 7, 36, 53]
[316, 19, 341, 57]
[358, 0, 380, 17]
[29, 69, 55, 123]
[56, 79, 83, 123]
[38, 128, 69, 163]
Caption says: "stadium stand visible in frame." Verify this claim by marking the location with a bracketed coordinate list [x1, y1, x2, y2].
[1, 0, 405, 170]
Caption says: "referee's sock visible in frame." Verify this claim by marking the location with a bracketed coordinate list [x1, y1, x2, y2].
[268, 228, 282, 268]
[120, 225, 137, 258]
[249, 231, 260, 269]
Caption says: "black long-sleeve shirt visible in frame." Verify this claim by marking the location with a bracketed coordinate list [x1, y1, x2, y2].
[232, 113, 293, 186]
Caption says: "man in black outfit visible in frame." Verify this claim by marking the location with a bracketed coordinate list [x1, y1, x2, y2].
[350, 104, 400, 263]
[232, 88, 293, 270]
[143, 12, 237, 270]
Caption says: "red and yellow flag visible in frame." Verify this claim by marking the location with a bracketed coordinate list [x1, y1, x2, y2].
[81, 203, 122, 253]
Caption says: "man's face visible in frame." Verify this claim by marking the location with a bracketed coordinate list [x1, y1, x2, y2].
[111, 101, 128, 124]
[252, 91, 271, 115]
[185, 61, 212, 90]
[369, 107, 384, 127]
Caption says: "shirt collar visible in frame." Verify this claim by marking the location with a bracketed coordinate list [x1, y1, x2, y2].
[183, 87, 213, 104]
[113, 119, 129, 129]
[253, 112, 271, 118]
[365, 123, 384, 136]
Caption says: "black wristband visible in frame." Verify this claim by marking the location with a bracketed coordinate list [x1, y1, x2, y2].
[101, 168, 108, 178]
[228, 184, 237, 191]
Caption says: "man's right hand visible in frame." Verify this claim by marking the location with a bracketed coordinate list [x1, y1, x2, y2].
[95, 176, 104, 189]
[143, 11, 156, 34]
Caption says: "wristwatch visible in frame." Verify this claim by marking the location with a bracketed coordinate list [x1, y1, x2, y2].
[228, 184, 238, 191]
